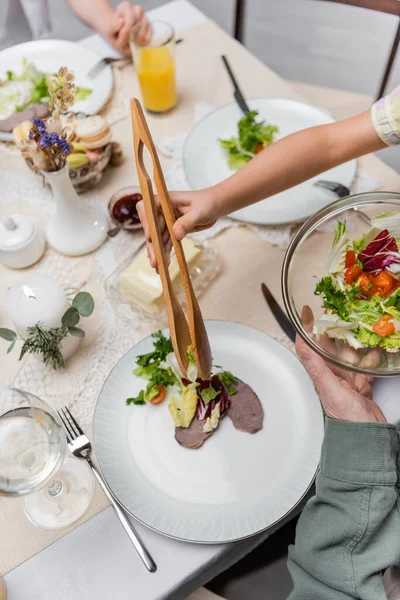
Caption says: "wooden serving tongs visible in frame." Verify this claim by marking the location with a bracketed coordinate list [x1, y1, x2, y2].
[130, 98, 212, 379]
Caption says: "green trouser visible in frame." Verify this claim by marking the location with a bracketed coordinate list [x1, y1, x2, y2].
[287, 418, 400, 599]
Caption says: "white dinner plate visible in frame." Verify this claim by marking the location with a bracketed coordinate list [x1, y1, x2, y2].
[0, 39, 113, 119]
[94, 321, 324, 543]
[183, 98, 357, 225]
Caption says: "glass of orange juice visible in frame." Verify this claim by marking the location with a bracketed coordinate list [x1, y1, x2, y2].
[130, 21, 177, 114]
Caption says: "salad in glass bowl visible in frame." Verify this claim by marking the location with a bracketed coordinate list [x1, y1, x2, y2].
[282, 192, 400, 376]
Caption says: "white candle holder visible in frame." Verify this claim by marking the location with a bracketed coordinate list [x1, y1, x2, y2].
[5, 276, 82, 364]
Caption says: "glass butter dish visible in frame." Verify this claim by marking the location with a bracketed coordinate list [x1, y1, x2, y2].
[104, 237, 221, 324]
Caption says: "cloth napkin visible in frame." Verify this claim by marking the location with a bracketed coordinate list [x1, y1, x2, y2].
[157, 103, 383, 249]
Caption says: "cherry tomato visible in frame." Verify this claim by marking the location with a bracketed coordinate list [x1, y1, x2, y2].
[255, 143, 264, 155]
[345, 265, 362, 284]
[372, 314, 395, 337]
[345, 250, 357, 268]
[149, 385, 166, 404]
[357, 272, 376, 297]
[369, 271, 394, 295]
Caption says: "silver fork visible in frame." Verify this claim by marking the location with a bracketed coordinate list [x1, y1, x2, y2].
[57, 406, 156, 573]
[88, 56, 132, 79]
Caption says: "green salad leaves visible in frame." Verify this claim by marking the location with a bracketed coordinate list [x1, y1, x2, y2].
[313, 219, 400, 353]
[219, 110, 279, 170]
[126, 331, 178, 405]
[0, 58, 92, 120]
[315, 277, 349, 320]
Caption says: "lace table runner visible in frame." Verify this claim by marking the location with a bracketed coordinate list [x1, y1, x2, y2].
[0, 169, 295, 425]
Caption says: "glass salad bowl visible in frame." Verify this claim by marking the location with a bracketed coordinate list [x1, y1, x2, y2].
[282, 191, 400, 377]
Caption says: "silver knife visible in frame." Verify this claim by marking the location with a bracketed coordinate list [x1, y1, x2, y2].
[261, 283, 296, 343]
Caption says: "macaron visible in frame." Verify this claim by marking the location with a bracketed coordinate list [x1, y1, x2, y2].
[75, 116, 112, 150]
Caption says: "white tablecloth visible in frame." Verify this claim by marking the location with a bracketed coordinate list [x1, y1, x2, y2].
[3, 2, 400, 598]
[4, 506, 295, 600]
[2, 2, 293, 598]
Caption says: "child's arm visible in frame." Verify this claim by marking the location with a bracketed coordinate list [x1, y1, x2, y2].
[212, 110, 384, 213]
[137, 109, 385, 267]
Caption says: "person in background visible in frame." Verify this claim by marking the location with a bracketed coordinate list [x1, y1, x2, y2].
[0, 0, 150, 53]
[67, 0, 151, 54]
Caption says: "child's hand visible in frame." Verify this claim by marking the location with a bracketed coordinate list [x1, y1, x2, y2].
[137, 189, 223, 268]
[104, 3, 151, 55]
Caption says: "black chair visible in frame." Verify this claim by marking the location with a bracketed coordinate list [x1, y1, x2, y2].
[234, 0, 246, 43]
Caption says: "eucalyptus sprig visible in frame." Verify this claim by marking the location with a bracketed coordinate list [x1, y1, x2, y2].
[0, 291, 94, 370]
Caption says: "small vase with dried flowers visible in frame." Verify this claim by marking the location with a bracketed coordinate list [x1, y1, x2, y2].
[22, 67, 109, 256]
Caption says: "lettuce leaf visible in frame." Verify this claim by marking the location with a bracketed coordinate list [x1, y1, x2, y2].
[200, 387, 221, 404]
[168, 382, 198, 427]
[350, 297, 382, 327]
[371, 212, 400, 239]
[75, 87, 92, 102]
[219, 110, 278, 171]
[353, 326, 381, 348]
[384, 288, 400, 311]
[216, 369, 238, 395]
[314, 276, 349, 319]
[326, 327, 365, 349]
[313, 313, 358, 337]
[352, 228, 380, 254]
[126, 390, 145, 406]
[380, 332, 400, 350]
[144, 381, 162, 403]
[326, 221, 348, 274]
[133, 363, 157, 378]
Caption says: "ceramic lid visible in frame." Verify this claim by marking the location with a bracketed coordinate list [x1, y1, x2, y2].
[0, 214, 35, 250]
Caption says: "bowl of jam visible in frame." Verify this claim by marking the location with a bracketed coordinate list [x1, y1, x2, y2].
[108, 186, 143, 231]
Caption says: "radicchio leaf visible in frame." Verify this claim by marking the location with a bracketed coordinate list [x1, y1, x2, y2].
[195, 375, 231, 420]
[358, 229, 400, 274]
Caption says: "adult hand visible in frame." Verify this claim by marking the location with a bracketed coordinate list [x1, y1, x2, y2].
[296, 306, 386, 424]
[137, 188, 224, 268]
[104, 3, 151, 55]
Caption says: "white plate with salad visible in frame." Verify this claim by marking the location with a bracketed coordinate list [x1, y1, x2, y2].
[0, 39, 113, 140]
[93, 320, 324, 543]
[183, 98, 357, 225]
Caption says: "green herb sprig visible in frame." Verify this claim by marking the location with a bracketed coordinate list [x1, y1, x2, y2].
[126, 331, 176, 406]
[0, 291, 94, 369]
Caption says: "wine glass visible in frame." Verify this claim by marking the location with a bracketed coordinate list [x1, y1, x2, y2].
[0, 386, 94, 530]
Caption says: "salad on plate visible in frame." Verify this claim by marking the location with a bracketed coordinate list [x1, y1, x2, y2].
[219, 110, 279, 170]
[126, 331, 264, 449]
[314, 213, 400, 354]
[0, 59, 92, 126]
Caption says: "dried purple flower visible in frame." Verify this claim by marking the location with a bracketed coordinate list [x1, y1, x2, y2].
[38, 132, 52, 148]
[57, 138, 72, 154]
[32, 117, 47, 134]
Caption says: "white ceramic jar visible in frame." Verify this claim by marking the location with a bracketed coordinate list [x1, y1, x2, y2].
[0, 214, 45, 269]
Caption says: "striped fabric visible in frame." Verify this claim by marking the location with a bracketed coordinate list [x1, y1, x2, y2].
[372, 85, 400, 146]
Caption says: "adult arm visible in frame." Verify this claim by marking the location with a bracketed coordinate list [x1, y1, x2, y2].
[287, 418, 400, 599]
